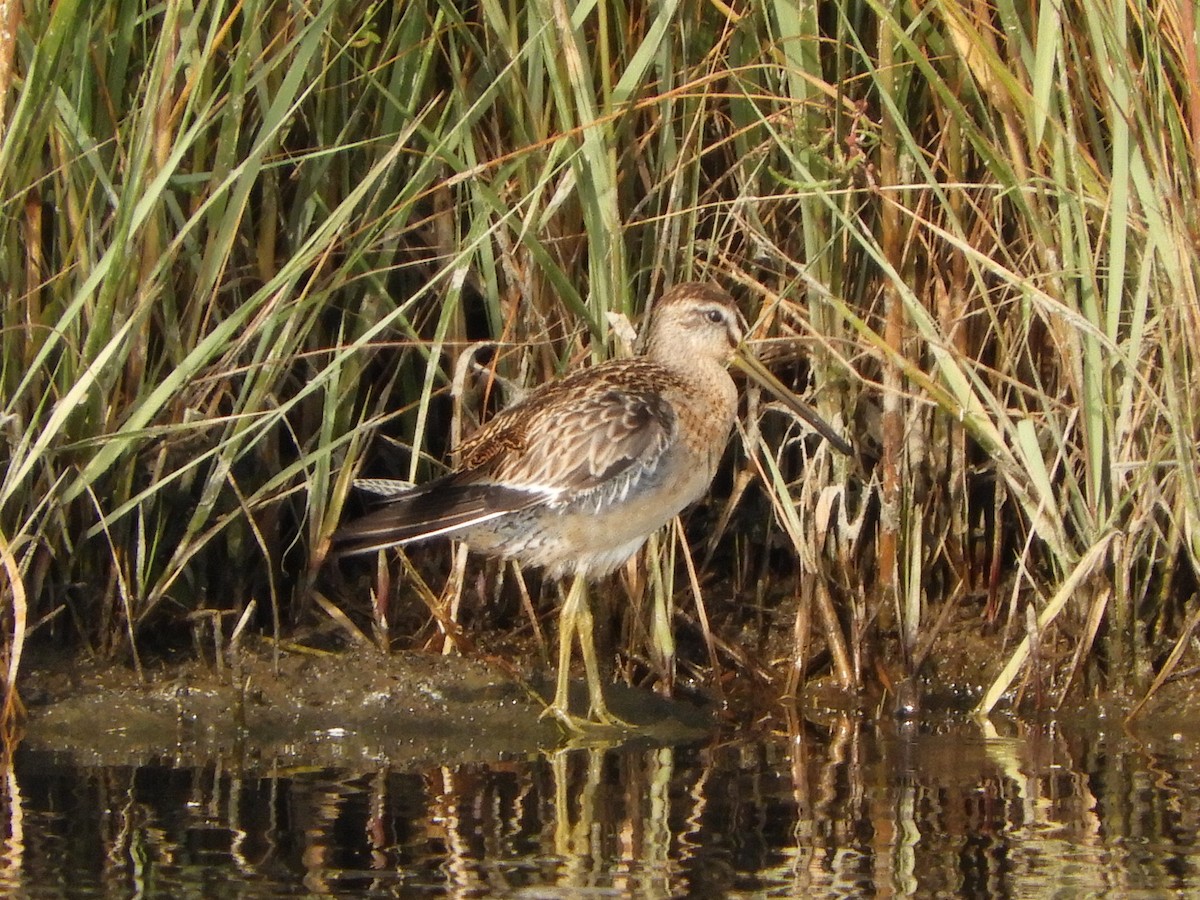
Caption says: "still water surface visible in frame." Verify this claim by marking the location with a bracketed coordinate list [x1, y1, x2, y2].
[4, 713, 1199, 897]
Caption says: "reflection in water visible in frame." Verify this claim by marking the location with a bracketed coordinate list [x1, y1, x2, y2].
[3, 715, 1200, 897]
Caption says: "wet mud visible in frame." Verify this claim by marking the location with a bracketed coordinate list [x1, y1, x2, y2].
[17, 640, 717, 767]
[17, 619, 1200, 768]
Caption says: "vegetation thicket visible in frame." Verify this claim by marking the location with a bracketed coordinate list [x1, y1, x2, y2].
[1, 0, 1197, 727]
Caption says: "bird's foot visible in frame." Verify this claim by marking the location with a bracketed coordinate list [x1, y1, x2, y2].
[539, 703, 634, 735]
[587, 703, 636, 730]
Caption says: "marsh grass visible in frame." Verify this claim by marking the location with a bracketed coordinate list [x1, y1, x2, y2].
[0, 0, 1197, 725]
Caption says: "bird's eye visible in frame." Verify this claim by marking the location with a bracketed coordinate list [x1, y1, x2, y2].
[704, 308, 724, 325]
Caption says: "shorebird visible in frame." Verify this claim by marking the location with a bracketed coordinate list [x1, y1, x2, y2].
[335, 282, 851, 731]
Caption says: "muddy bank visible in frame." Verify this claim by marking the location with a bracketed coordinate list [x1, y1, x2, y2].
[17, 628, 1200, 770]
[17, 640, 717, 768]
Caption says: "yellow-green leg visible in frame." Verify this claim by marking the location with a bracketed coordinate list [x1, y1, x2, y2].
[544, 576, 583, 730]
[540, 575, 633, 732]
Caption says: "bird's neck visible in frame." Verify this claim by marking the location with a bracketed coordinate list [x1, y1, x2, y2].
[646, 343, 731, 383]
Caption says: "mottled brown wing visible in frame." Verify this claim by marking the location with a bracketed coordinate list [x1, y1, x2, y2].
[456, 359, 679, 501]
[334, 360, 680, 556]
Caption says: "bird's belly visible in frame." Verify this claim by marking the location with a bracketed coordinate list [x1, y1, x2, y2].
[465, 453, 717, 579]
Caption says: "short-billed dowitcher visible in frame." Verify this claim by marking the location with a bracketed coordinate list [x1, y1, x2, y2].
[336, 282, 850, 731]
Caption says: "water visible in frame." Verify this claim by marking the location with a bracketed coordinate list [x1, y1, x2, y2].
[5, 713, 1199, 898]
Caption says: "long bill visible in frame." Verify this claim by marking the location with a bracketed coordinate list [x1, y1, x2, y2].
[731, 348, 853, 456]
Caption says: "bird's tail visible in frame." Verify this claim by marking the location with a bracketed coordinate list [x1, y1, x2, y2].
[332, 477, 541, 557]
